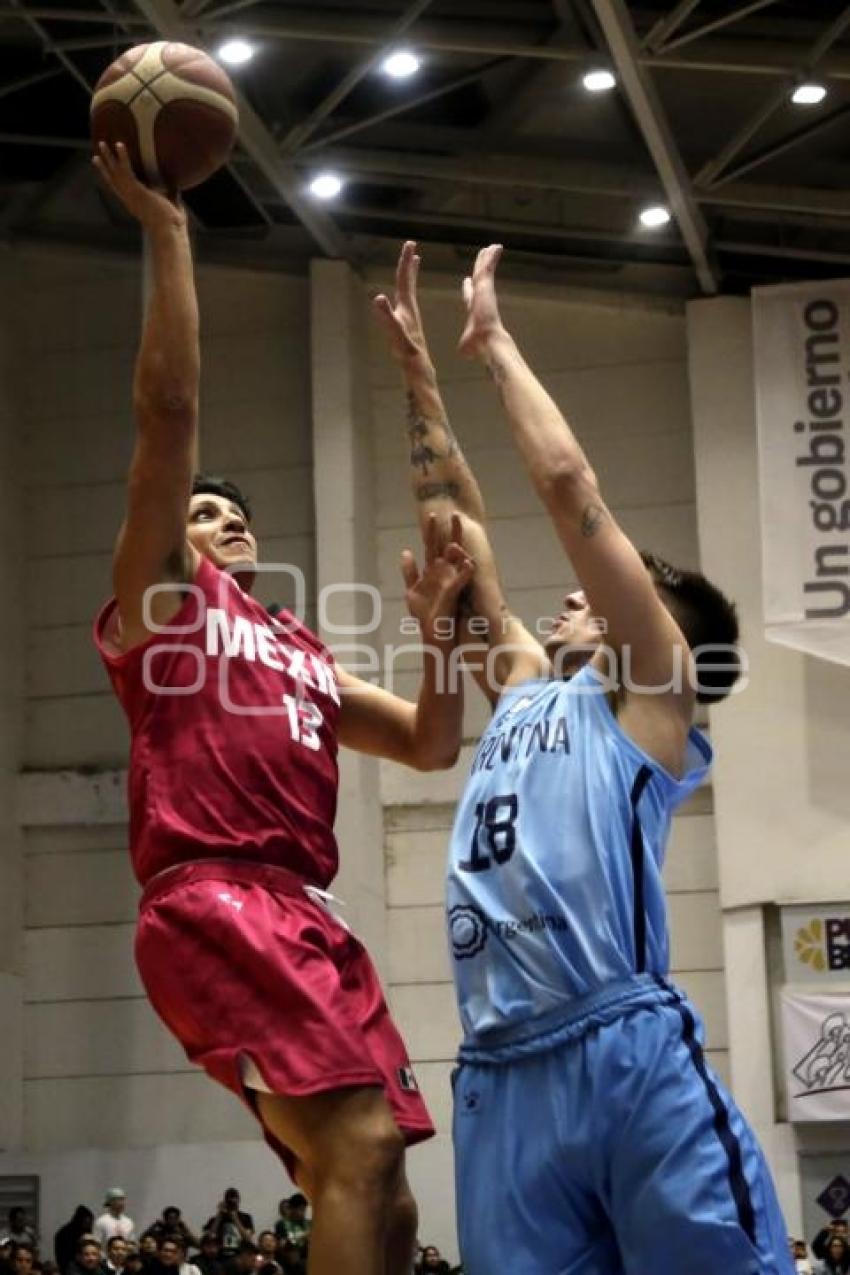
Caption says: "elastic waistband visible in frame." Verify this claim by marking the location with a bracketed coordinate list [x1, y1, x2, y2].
[140, 858, 320, 911]
[458, 973, 679, 1064]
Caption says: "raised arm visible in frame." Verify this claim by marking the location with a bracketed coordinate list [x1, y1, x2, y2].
[460, 245, 694, 768]
[336, 514, 472, 770]
[93, 142, 201, 651]
[373, 242, 548, 703]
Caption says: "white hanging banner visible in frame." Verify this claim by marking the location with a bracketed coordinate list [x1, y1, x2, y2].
[781, 988, 850, 1121]
[752, 281, 850, 666]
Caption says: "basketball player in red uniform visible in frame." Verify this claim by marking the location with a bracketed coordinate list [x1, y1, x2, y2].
[91, 144, 473, 1275]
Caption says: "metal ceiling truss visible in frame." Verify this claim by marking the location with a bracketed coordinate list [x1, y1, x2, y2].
[280, 0, 434, 152]
[298, 57, 509, 154]
[695, 4, 850, 188]
[654, 0, 779, 54]
[591, 0, 718, 293]
[1, 0, 848, 283]
[642, 0, 701, 54]
[1, 5, 849, 78]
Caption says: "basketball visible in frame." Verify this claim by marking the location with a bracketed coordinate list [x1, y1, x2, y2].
[90, 41, 238, 192]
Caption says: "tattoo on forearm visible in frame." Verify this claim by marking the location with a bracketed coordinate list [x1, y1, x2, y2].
[416, 480, 461, 502]
[486, 356, 508, 386]
[406, 389, 460, 476]
[580, 503, 606, 538]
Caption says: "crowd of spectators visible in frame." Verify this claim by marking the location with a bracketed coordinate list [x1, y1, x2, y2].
[790, 1217, 850, 1273]
[0, 1193, 462, 1275]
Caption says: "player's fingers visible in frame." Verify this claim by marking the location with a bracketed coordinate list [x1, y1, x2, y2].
[95, 140, 117, 177]
[450, 511, 464, 548]
[472, 246, 491, 279]
[486, 243, 504, 274]
[113, 141, 133, 176]
[373, 294, 402, 337]
[400, 549, 419, 591]
[372, 293, 392, 320]
[462, 277, 473, 309]
[424, 511, 440, 564]
[452, 556, 476, 593]
[397, 240, 417, 299]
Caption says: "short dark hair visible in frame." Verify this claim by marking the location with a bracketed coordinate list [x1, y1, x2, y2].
[191, 475, 252, 524]
[162, 1209, 180, 1220]
[640, 552, 741, 704]
[287, 1195, 306, 1209]
[77, 1241, 100, 1255]
[106, 1238, 127, 1252]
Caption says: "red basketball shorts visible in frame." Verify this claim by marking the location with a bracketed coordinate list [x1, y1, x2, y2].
[136, 859, 434, 1169]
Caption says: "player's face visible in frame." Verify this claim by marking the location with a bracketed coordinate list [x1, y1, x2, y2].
[187, 494, 257, 573]
[543, 589, 605, 665]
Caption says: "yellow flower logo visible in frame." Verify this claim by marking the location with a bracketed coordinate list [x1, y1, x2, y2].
[795, 919, 826, 971]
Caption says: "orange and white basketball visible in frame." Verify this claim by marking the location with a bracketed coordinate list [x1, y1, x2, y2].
[91, 41, 238, 192]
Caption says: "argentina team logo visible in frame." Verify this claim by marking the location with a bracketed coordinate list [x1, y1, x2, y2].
[449, 903, 489, 959]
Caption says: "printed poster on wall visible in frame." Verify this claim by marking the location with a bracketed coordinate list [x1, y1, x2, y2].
[781, 988, 850, 1121]
[782, 904, 850, 983]
[752, 280, 850, 666]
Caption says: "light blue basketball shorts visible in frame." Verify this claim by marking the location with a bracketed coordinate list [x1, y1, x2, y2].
[452, 976, 793, 1275]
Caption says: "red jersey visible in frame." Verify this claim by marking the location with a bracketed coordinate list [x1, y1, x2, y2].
[94, 555, 340, 888]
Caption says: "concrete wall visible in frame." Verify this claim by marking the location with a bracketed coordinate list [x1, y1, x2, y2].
[0, 252, 25, 1152]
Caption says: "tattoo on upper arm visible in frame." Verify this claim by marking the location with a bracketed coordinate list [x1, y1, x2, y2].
[580, 503, 606, 538]
[406, 389, 460, 477]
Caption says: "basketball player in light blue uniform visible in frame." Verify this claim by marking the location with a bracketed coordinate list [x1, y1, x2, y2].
[374, 242, 793, 1275]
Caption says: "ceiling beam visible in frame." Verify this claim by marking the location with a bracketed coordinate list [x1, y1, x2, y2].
[128, 0, 350, 259]
[642, 0, 701, 54]
[296, 146, 656, 199]
[2, 7, 848, 79]
[0, 65, 64, 99]
[299, 57, 509, 154]
[324, 201, 691, 271]
[289, 143, 850, 220]
[710, 102, 850, 188]
[6, 0, 94, 94]
[659, 0, 779, 54]
[6, 126, 844, 225]
[281, 0, 435, 153]
[695, 4, 850, 187]
[0, 5, 148, 23]
[591, 0, 718, 293]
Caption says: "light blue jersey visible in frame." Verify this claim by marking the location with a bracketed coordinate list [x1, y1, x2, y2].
[446, 664, 712, 1043]
[448, 667, 794, 1273]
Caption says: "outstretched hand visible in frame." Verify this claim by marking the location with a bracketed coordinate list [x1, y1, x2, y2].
[402, 512, 474, 642]
[373, 240, 432, 367]
[93, 141, 186, 232]
[458, 243, 506, 358]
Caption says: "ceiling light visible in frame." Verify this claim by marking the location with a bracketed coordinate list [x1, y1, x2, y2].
[791, 82, 827, 106]
[639, 204, 671, 228]
[382, 49, 421, 79]
[583, 69, 616, 92]
[309, 172, 344, 200]
[217, 39, 254, 66]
